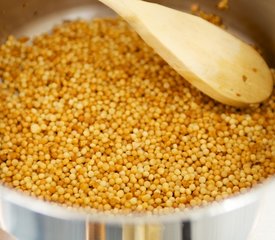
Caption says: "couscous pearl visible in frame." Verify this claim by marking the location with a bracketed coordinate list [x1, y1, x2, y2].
[0, 18, 274, 214]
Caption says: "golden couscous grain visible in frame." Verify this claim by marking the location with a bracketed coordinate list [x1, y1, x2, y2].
[0, 18, 274, 213]
[190, 3, 224, 27]
[217, 0, 229, 10]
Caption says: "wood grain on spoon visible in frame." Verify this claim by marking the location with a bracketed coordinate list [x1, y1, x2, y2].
[98, 0, 273, 107]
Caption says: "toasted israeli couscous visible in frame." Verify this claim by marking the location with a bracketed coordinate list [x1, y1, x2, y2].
[0, 18, 274, 213]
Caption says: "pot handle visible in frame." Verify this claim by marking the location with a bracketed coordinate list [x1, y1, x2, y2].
[86, 221, 192, 240]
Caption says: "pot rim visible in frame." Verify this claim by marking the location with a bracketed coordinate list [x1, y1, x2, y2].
[0, 177, 274, 224]
[0, 0, 274, 225]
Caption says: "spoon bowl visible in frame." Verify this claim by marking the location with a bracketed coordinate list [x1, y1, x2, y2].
[99, 0, 273, 106]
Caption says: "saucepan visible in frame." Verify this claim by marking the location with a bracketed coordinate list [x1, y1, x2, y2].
[0, 0, 274, 240]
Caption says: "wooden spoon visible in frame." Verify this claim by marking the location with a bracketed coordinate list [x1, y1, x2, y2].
[98, 0, 273, 107]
